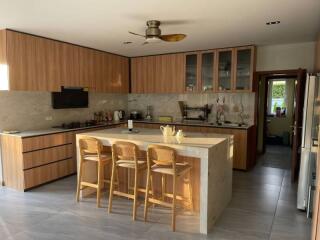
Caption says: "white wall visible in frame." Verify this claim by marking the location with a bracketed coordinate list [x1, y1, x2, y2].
[256, 41, 316, 72]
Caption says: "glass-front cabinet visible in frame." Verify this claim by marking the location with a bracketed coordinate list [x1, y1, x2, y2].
[217, 49, 233, 91]
[185, 53, 198, 92]
[183, 46, 255, 93]
[201, 51, 215, 92]
[235, 46, 254, 91]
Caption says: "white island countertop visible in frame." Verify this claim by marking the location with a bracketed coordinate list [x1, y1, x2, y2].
[78, 127, 228, 149]
[76, 127, 233, 234]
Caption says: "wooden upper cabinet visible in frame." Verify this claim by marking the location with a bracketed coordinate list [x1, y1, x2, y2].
[79, 48, 99, 90]
[233, 46, 255, 92]
[108, 54, 129, 93]
[181, 46, 255, 94]
[60, 43, 80, 88]
[200, 51, 216, 92]
[35, 37, 62, 91]
[217, 48, 234, 92]
[131, 53, 184, 93]
[0, 29, 129, 92]
[185, 53, 199, 92]
[79, 48, 128, 93]
[6, 31, 38, 91]
[131, 56, 154, 93]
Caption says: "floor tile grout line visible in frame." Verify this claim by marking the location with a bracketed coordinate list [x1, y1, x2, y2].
[268, 169, 285, 240]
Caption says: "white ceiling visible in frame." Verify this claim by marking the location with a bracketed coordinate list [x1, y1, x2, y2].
[0, 0, 319, 57]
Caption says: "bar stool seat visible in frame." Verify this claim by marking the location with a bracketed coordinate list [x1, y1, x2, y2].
[76, 137, 114, 208]
[117, 159, 146, 169]
[83, 154, 111, 162]
[151, 162, 191, 176]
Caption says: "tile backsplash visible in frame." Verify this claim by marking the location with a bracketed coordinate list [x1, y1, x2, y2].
[128, 93, 255, 125]
[0, 91, 127, 131]
[0, 91, 255, 132]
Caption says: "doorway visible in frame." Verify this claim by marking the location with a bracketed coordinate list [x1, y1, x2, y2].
[255, 69, 307, 181]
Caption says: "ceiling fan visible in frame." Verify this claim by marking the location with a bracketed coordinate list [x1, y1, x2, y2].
[128, 20, 186, 45]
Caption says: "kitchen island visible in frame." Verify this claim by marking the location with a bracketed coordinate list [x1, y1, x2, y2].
[76, 127, 232, 234]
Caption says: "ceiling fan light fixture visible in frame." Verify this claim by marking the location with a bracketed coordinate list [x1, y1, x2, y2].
[145, 36, 161, 43]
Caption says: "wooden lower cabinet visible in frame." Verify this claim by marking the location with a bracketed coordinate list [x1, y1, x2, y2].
[133, 122, 256, 170]
[23, 144, 73, 170]
[24, 158, 75, 189]
[1, 124, 122, 191]
[1, 132, 75, 191]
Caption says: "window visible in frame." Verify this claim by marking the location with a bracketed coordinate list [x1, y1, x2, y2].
[268, 80, 287, 117]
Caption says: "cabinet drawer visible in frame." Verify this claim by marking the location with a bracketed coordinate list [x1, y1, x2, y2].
[23, 144, 73, 169]
[22, 132, 73, 152]
[24, 158, 76, 189]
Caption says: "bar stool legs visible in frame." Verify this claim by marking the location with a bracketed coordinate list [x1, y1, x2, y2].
[187, 171, 194, 211]
[108, 161, 116, 214]
[97, 161, 102, 207]
[172, 175, 177, 231]
[76, 159, 84, 202]
[133, 168, 138, 220]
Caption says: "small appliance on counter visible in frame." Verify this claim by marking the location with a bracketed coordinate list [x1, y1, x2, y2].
[130, 111, 142, 120]
[114, 110, 125, 121]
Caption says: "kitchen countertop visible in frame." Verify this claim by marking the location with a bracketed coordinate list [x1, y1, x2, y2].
[132, 119, 253, 130]
[0, 119, 253, 138]
[0, 122, 124, 138]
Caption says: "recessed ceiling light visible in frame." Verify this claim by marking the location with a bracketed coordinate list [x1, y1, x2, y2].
[123, 41, 132, 44]
[266, 21, 280, 25]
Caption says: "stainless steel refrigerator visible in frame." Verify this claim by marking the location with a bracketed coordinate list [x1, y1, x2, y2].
[297, 74, 320, 212]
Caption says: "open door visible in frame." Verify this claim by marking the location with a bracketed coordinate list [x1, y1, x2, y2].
[291, 69, 307, 182]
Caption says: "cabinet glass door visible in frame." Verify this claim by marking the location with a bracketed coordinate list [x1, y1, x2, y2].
[235, 48, 252, 90]
[218, 50, 232, 91]
[185, 54, 198, 92]
[201, 52, 214, 91]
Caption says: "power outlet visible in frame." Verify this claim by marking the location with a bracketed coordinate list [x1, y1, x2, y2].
[45, 116, 53, 121]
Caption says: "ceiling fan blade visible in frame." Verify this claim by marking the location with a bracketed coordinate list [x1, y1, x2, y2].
[161, 20, 194, 25]
[128, 31, 145, 38]
[159, 34, 186, 42]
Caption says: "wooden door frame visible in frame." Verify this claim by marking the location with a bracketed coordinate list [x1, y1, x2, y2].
[253, 69, 306, 181]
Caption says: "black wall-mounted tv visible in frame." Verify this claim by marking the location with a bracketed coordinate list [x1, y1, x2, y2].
[52, 87, 89, 109]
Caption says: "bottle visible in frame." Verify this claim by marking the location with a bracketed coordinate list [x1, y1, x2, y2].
[128, 120, 133, 132]
[220, 113, 225, 123]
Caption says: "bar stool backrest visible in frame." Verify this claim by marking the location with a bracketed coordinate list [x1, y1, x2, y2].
[147, 145, 177, 170]
[79, 137, 103, 158]
[112, 141, 139, 165]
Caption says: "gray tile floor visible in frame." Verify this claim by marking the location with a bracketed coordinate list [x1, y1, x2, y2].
[261, 145, 291, 169]
[0, 146, 311, 240]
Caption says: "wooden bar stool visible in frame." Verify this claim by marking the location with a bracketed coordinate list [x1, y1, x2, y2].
[76, 137, 113, 208]
[144, 144, 193, 231]
[108, 141, 147, 220]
